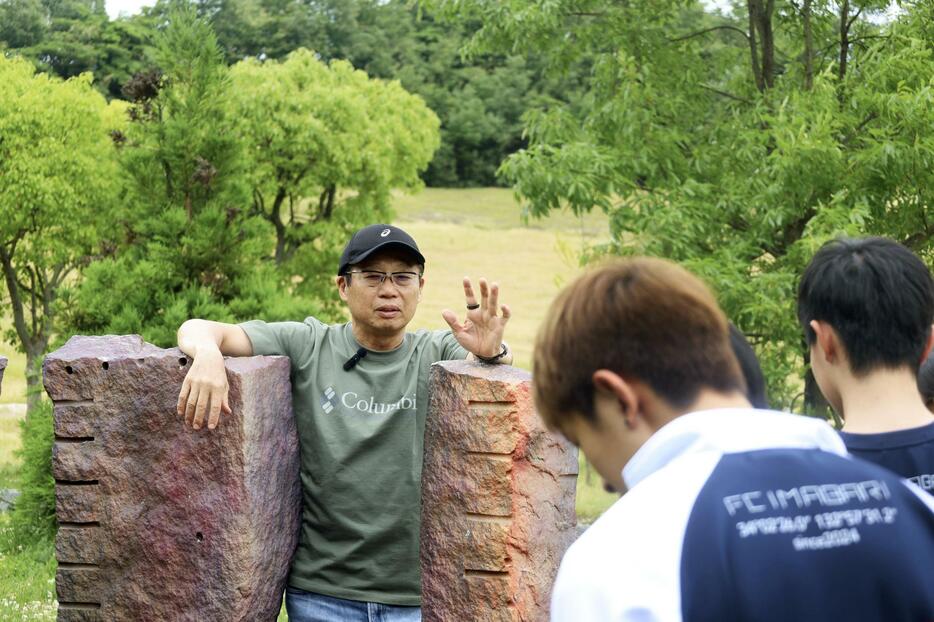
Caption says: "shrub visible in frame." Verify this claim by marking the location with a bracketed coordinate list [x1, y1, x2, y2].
[10, 399, 55, 545]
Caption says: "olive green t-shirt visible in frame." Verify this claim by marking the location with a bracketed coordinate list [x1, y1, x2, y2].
[240, 318, 467, 606]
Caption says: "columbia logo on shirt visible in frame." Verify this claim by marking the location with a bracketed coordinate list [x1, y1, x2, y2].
[321, 387, 337, 414]
[320, 387, 417, 416]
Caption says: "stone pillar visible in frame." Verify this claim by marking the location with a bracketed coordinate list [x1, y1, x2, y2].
[43, 335, 300, 622]
[421, 361, 578, 622]
[0, 355, 6, 396]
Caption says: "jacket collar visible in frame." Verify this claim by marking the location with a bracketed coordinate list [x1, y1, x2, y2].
[623, 409, 847, 490]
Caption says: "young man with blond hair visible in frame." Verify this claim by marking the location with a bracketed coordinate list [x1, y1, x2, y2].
[175, 224, 512, 622]
[535, 257, 934, 622]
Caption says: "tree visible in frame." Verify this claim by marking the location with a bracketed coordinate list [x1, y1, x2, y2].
[0, 56, 120, 412]
[0, 0, 48, 48]
[229, 49, 440, 312]
[67, 6, 312, 346]
[0, 0, 156, 99]
[431, 0, 934, 409]
[143, 0, 578, 186]
[3, 0, 583, 186]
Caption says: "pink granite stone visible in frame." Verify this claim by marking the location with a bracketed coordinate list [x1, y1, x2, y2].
[44, 335, 300, 622]
[421, 361, 579, 622]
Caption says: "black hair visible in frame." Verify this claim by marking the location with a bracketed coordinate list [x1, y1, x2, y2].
[729, 324, 769, 409]
[797, 236, 934, 375]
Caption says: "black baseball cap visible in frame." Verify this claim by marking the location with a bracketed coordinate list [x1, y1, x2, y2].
[338, 224, 425, 275]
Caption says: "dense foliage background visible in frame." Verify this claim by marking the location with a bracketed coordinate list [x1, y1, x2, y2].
[431, 0, 934, 410]
[0, 0, 579, 187]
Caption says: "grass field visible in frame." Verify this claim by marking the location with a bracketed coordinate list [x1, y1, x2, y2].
[0, 335, 25, 407]
[394, 187, 607, 371]
[0, 188, 618, 618]
[0, 515, 57, 622]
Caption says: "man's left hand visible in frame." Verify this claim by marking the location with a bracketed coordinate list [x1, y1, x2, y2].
[442, 277, 512, 361]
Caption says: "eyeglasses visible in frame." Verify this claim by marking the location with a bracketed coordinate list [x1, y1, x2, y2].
[345, 270, 421, 289]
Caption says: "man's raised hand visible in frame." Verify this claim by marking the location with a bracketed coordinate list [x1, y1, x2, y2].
[441, 277, 512, 358]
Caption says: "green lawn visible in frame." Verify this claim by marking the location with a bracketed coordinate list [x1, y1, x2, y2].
[0, 336, 26, 406]
[0, 515, 57, 621]
[0, 408, 23, 490]
[0, 188, 618, 618]
[392, 187, 607, 236]
[395, 187, 609, 371]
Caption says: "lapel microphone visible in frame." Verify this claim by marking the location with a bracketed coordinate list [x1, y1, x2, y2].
[343, 347, 368, 371]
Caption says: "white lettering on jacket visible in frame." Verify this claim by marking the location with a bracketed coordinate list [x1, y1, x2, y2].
[723, 480, 891, 516]
[340, 391, 417, 415]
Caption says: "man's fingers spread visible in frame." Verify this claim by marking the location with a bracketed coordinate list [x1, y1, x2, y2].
[501, 304, 512, 321]
[222, 395, 232, 416]
[489, 282, 499, 315]
[479, 278, 489, 312]
[441, 309, 462, 332]
[463, 277, 477, 305]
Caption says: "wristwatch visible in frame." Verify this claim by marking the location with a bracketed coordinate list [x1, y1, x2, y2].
[476, 342, 509, 364]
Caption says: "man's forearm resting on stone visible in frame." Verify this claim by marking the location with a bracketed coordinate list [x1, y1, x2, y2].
[178, 319, 253, 358]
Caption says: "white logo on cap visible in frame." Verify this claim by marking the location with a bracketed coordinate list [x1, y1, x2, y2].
[381, 229, 391, 237]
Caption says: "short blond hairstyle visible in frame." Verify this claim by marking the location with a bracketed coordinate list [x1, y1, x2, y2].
[533, 257, 745, 428]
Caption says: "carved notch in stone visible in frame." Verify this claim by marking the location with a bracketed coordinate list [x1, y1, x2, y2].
[44, 335, 300, 622]
[421, 361, 579, 622]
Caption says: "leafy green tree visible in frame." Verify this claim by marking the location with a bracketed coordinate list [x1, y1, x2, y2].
[4, 0, 583, 186]
[229, 49, 440, 312]
[0, 0, 48, 48]
[432, 0, 934, 409]
[0, 56, 120, 413]
[0, 0, 156, 98]
[67, 6, 312, 346]
[145, 0, 576, 186]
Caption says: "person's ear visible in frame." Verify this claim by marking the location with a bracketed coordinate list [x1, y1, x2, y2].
[592, 369, 640, 429]
[337, 275, 349, 301]
[921, 325, 934, 365]
[810, 320, 838, 364]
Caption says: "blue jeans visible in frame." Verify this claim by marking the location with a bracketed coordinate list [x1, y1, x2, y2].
[285, 587, 422, 622]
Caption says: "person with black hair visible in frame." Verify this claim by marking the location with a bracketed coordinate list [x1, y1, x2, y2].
[798, 236, 934, 494]
[729, 324, 769, 409]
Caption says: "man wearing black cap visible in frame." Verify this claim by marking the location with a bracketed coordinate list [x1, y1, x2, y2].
[175, 224, 512, 621]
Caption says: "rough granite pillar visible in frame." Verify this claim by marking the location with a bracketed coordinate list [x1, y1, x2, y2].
[43, 335, 300, 622]
[421, 361, 579, 622]
[0, 355, 6, 396]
